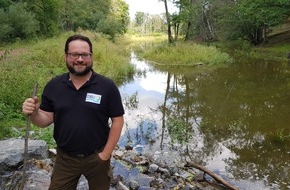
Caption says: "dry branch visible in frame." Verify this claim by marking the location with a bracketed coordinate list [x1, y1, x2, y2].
[19, 83, 38, 190]
[186, 161, 238, 190]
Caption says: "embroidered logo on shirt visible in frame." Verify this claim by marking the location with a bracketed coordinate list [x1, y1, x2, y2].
[86, 93, 102, 104]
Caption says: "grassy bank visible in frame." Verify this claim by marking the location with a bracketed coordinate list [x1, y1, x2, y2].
[0, 31, 134, 142]
[140, 41, 233, 66]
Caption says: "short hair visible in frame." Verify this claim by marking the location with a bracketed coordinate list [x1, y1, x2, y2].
[65, 34, 93, 53]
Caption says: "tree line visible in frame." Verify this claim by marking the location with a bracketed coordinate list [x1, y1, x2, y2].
[163, 0, 290, 45]
[0, 0, 129, 42]
[128, 0, 290, 45]
[1, 0, 290, 45]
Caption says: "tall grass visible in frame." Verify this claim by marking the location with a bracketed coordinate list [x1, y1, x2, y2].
[0, 31, 134, 142]
[140, 42, 233, 66]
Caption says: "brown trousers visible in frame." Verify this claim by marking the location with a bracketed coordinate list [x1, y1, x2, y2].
[49, 149, 112, 190]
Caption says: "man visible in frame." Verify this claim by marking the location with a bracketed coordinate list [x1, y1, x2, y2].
[22, 34, 125, 190]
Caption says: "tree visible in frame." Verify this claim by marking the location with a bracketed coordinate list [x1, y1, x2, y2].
[97, 17, 123, 41]
[172, 0, 290, 44]
[133, 12, 149, 34]
[58, 0, 110, 31]
[131, 12, 165, 34]
[150, 14, 166, 33]
[96, 0, 129, 40]
[161, 0, 174, 43]
[172, 13, 181, 41]
[135, 12, 146, 27]
[109, 0, 130, 34]
[182, 0, 218, 42]
[24, 0, 60, 36]
[0, 3, 39, 41]
[0, 0, 13, 10]
[233, 0, 290, 45]
[184, 0, 198, 41]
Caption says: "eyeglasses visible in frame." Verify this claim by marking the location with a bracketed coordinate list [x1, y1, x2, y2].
[67, 52, 92, 59]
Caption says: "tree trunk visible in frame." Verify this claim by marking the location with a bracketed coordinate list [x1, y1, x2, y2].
[173, 21, 180, 41]
[163, 0, 174, 43]
[185, 0, 197, 41]
[252, 27, 267, 45]
[202, 6, 217, 41]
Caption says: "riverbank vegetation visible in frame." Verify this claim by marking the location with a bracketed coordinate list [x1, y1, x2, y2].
[139, 42, 232, 66]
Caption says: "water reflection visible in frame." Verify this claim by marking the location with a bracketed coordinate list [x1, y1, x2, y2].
[119, 52, 290, 190]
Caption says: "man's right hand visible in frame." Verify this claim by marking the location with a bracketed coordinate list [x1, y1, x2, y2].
[22, 96, 39, 116]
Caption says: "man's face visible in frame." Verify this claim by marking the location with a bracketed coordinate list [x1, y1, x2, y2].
[65, 40, 92, 76]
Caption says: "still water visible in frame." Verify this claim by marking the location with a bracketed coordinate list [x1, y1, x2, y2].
[118, 52, 290, 190]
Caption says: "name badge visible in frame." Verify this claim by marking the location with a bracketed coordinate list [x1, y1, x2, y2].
[86, 93, 101, 104]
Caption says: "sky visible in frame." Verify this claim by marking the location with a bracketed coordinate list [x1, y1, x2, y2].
[124, 0, 177, 20]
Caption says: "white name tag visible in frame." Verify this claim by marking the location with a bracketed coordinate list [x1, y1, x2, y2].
[86, 93, 102, 104]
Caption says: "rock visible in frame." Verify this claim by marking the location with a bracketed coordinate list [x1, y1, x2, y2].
[116, 181, 129, 190]
[125, 145, 133, 151]
[129, 180, 139, 190]
[0, 139, 224, 190]
[23, 170, 51, 190]
[157, 167, 170, 177]
[114, 150, 124, 158]
[148, 164, 159, 173]
[0, 138, 48, 173]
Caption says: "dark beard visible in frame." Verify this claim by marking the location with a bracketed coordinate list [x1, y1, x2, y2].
[66, 63, 92, 76]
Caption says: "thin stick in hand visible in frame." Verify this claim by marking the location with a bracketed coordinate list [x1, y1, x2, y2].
[20, 82, 38, 190]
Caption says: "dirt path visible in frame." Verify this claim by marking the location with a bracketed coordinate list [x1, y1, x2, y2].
[268, 29, 290, 45]
[0, 48, 26, 62]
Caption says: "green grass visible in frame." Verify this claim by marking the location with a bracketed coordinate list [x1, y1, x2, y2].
[139, 41, 233, 66]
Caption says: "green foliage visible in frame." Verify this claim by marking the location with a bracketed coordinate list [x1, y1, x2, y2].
[97, 17, 123, 40]
[59, 0, 106, 31]
[109, 0, 130, 34]
[0, 0, 12, 10]
[271, 129, 290, 144]
[236, 0, 290, 27]
[0, 3, 39, 41]
[130, 12, 166, 35]
[31, 126, 55, 148]
[134, 12, 146, 27]
[90, 33, 134, 83]
[223, 0, 290, 44]
[58, 0, 129, 37]
[0, 0, 129, 42]
[24, 0, 61, 36]
[0, 125, 19, 139]
[215, 39, 252, 53]
[174, 0, 290, 44]
[167, 117, 190, 144]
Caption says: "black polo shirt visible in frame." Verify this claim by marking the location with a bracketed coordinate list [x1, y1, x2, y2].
[40, 71, 124, 154]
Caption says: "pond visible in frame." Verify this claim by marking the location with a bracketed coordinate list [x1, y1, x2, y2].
[118, 52, 290, 190]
